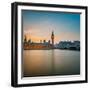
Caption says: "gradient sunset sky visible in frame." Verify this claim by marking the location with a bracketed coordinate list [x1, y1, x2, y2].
[22, 10, 80, 44]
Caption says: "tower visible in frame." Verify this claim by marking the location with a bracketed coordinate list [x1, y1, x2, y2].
[24, 35, 27, 43]
[51, 31, 54, 46]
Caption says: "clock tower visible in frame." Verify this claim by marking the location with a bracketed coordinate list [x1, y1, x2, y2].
[51, 31, 54, 46]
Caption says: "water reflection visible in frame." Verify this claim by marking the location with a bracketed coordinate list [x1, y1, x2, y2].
[51, 50, 55, 74]
[23, 50, 80, 77]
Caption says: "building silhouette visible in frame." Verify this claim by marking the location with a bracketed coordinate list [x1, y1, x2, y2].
[23, 31, 54, 50]
[23, 31, 80, 50]
[55, 40, 80, 50]
[24, 35, 27, 43]
[51, 31, 54, 46]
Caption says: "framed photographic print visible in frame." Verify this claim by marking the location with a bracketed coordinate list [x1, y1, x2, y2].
[11, 2, 88, 87]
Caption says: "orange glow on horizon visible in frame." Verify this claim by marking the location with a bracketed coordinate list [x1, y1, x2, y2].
[24, 30, 80, 44]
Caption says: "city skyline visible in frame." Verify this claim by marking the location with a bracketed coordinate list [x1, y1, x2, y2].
[22, 10, 80, 44]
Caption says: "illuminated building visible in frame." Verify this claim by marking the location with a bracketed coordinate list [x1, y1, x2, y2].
[23, 31, 54, 50]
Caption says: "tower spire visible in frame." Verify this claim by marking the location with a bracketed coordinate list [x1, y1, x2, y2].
[24, 35, 27, 43]
[51, 30, 54, 46]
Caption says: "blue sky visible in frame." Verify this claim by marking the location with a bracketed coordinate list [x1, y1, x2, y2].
[22, 10, 80, 44]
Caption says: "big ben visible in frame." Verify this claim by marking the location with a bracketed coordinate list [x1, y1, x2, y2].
[51, 31, 54, 46]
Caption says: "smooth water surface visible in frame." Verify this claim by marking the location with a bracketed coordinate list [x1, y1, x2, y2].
[23, 50, 80, 77]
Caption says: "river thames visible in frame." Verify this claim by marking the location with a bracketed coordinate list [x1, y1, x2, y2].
[23, 50, 80, 77]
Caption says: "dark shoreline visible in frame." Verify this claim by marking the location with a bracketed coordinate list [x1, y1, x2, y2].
[24, 48, 80, 51]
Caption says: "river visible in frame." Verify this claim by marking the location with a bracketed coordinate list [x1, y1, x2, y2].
[23, 49, 80, 77]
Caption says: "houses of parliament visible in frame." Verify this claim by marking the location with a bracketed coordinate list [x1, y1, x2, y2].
[23, 31, 55, 50]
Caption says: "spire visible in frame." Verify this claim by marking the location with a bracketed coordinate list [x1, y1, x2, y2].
[51, 30, 54, 46]
[52, 31, 54, 36]
[24, 35, 27, 43]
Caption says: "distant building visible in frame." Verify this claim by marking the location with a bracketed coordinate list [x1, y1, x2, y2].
[55, 40, 80, 50]
[24, 35, 27, 43]
[23, 31, 54, 50]
[48, 40, 50, 44]
[23, 32, 80, 50]
[73, 41, 80, 50]
[28, 39, 31, 44]
[43, 40, 46, 43]
[40, 40, 42, 43]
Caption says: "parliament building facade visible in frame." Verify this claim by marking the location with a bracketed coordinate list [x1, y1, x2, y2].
[23, 31, 54, 50]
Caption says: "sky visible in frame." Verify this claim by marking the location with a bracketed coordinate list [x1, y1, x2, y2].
[22, 10, 80, 44]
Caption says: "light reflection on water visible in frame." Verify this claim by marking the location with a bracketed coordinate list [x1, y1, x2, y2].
[23, 50, 80, 77]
